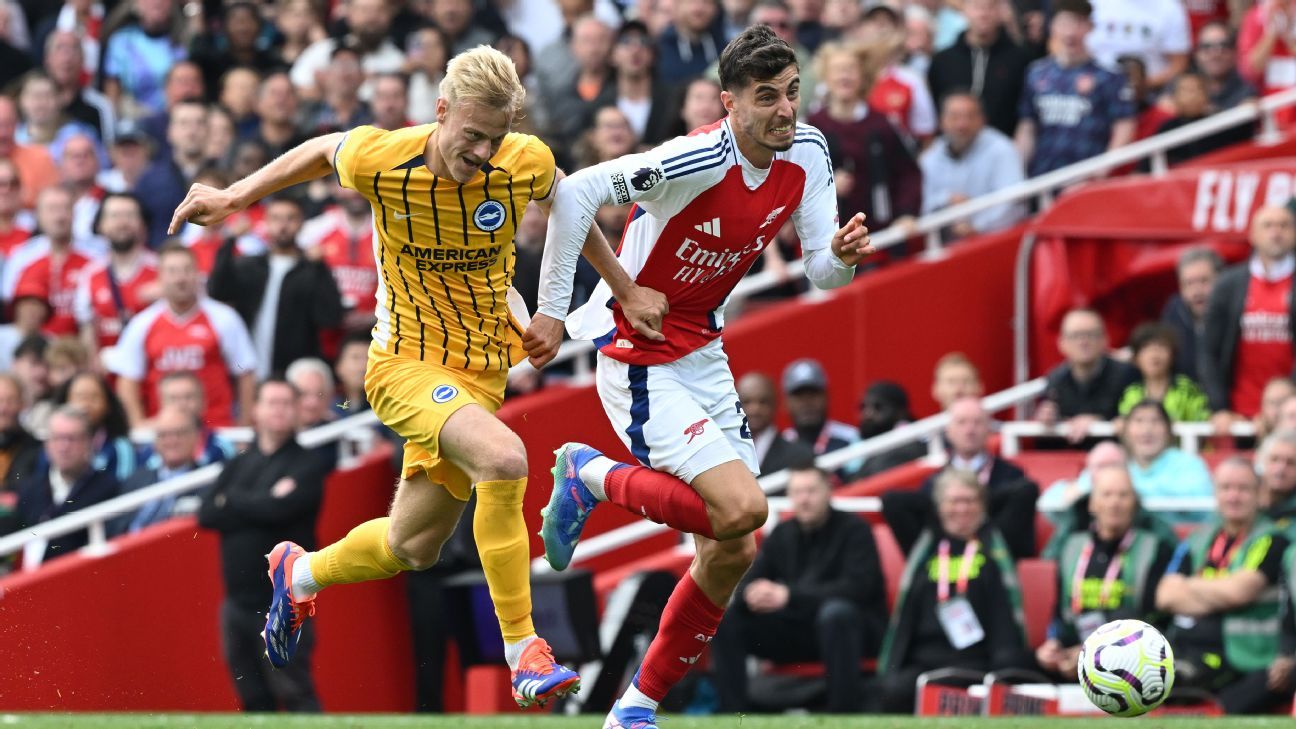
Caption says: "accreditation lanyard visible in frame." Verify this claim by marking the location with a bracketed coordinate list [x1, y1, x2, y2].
[1208, 528, 1246, 571]
[1071, 530, 1134, 614]
[937, 538, 979, 602]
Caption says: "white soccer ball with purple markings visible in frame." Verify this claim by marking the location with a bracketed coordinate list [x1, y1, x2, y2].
[1077, 619, 1175, 717]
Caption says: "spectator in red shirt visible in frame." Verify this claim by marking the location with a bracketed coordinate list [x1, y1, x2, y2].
[1203, 206, 1296, 429]
[109, 243, 257, 429]
[300, 183, 375, 331]
[74, 192, 160, 353]
[1238, 0, 1296, 100]
[0, 158, 32, 257]
[5, 185, 102, 337]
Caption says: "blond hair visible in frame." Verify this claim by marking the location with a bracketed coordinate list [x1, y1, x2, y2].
[440, 45, 526, 116]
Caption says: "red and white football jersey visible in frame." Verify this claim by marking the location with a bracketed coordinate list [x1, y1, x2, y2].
[108, 298, 258, 427]
[73, 252, 160, 348]
[299, 207, 377, 311]
[1, 235, 106, 301]
[9, 241, 100, 336]
[868, 65, 937, 139]
[565, 118, 840, 365]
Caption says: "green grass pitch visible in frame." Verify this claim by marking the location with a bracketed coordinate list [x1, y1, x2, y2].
[1, 716, 1294, 729]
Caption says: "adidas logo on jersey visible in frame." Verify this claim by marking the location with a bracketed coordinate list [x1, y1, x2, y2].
[693, 217, 722, 237]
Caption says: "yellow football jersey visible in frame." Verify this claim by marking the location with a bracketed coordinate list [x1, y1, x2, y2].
[334, 124, 555, 371]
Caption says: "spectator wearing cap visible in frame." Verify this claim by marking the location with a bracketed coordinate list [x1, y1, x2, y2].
[737, 371, 814, 478]
[7, 405, 120, 563]
[602, 20, 678, 146]
[1194, 22, 1257, 113]
[98, 120, 153, 193]
[658, 0, 728, 86]
[926, 0, 1033, 138]
[301, 45, 374, 136]
[1162, 247, 1222, 383]
[134, 99, 208, 248]
[920, 91, 1025, 239]
[883, 396, 1040, 559]
[43, 30, 113, 144]
[1086, 0, 1190, 93]
[1036, 308, 1138, 443]
[289, 0, 404, 102]
[1015, 0, 1136, 178]
[1118, 323, 1210, 422]
[854, 381, 929, 478]
[101, 0, 189, 116]
[781, 358, 859, 468]
[0, 96, 59, 210]
[1202, 206, 1296, 430]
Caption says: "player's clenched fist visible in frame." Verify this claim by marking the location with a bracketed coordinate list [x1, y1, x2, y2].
[167, 183, 246, 235]
[831, 212, 874, 267]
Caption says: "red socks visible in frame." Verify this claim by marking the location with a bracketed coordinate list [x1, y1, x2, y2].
[634, 573, 725, 701]
[604, 464, 716, 539]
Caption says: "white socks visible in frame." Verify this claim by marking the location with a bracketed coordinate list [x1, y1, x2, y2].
[578, 456, 617, 502]
[504, 634, 539, 671]
[620, 682, 659, 711]
[290, 553, 322, 601]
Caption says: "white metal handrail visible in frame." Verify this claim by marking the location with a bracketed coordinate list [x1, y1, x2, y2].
[531, 378, 1047, 572]
[540, 87, 1296, 379]
[762, 494, 1216, 526]
[998, 420, 1259, 457]
[0, 409, 382, 568]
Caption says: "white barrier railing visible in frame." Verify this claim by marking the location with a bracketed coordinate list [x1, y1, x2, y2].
[0, 410, 382, 568]
[531, 378, 1047, 572]
[998, 420, 1259, 458]
[541, 87, 1296, 382]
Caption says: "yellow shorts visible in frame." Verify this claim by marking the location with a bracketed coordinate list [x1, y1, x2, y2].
[365, 343, 507, 501]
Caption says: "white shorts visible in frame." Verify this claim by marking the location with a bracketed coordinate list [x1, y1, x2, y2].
[595, 340, 759, 483]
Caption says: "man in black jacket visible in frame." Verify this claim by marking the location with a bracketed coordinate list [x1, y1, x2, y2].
[9, 405, 119, 563]
[198, 378, 331, 712]
[1035, 308, 1137, 442]
[712, 465, 886, 713]
[1161, 247, 1221, 383]
[1202, 206, 1296, 433]
[207, 197, 344, 380]
[737, 371, 814, 479]
[0, 373, 41, 495]
[926, 0, 1032, 137]
[882, 397, 1039, 559]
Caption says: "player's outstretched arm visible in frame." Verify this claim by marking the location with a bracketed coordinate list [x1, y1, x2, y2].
[167, 132, 345, 234]
[525, 168, 667, 368]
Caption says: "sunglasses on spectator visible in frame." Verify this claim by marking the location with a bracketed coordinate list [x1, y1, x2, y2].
[1198, 41, 1232, 51]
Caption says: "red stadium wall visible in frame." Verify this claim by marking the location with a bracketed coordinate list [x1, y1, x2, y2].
[0, 228, 1023, 712]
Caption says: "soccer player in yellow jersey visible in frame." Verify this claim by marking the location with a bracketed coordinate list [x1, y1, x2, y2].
[168, 45, 666, 708]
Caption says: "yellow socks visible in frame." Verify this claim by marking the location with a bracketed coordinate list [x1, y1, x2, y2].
[309, 517, 410, 588]
[473, 478, 536, 643]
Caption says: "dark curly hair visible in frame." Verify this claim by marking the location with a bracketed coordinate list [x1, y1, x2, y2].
[718, 24, 798, 92]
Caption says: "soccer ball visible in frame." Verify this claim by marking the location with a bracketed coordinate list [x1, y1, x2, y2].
[1077, 619, 1175, 717]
